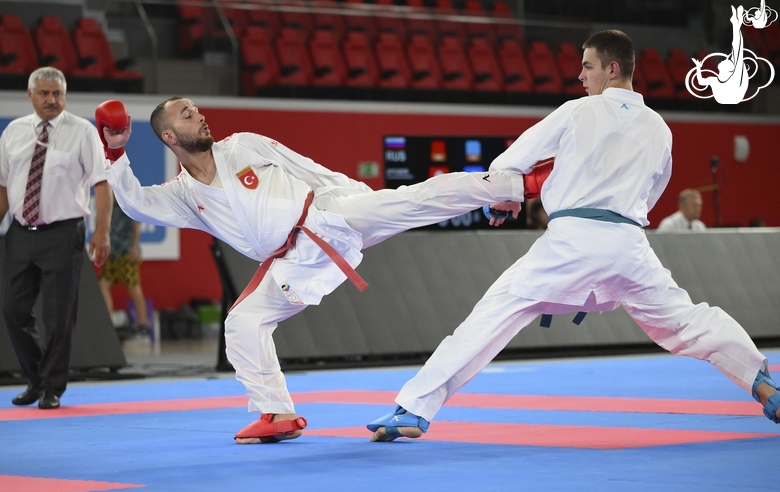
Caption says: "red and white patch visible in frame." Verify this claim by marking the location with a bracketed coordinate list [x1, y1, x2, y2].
[236, 166, 259, 190]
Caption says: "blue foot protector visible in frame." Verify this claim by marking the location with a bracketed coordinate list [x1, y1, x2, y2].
[367, 405, 430, 438]
[752, 370, 780, 423]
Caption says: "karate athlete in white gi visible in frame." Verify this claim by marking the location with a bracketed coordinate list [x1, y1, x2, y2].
[95, 96, 527, 443]
[367, 30, 780, 442]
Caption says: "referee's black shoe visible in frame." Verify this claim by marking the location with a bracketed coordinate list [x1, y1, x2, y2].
[11, 384, 40, 406]
[38, 390, 60, 409]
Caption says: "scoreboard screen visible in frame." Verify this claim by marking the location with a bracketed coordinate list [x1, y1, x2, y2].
[383, 135, 529, 230]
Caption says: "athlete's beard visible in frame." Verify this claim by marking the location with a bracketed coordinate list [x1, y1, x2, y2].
[175, 128, 214, 153]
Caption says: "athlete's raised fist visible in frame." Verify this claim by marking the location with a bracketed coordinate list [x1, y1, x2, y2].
[95, 100, 130, 161]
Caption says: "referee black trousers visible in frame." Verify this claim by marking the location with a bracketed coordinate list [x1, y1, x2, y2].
[2, 218, 85, 396]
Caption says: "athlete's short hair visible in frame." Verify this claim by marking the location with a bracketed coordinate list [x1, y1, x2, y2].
[150, 96, 184, 142]
[582, 30, 635, 80]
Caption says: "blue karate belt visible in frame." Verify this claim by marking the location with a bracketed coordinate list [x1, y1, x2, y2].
[539, 208, 642, 328]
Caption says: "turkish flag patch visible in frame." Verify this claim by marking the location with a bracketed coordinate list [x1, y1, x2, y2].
[236, 166, 259, 189]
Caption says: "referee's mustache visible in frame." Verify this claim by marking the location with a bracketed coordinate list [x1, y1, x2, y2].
[43, 104, 59, 109]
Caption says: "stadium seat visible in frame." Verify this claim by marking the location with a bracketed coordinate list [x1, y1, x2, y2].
[308, 29, 346, 86]
[406, 32, 442, 89]
[311, 0, 346, 41]
[342, 0, 378, 41]
[342, 30, 378, 87]
[666, 48, 695, 98]
[491, 1, 523, 41]
[631, 62, 647, 96]
[246, 2, 282, 40]
[433, 0, 467, 41]
[556, 42, 584, 96]
[275, 27, 313, 86]
[176, 2, 207, 55]
[279, 0, 313, 36]
[0, 14, 38, 89]
[467, 36, 503, 91]
[637, 47, 674, 98]
[374, 31, 410, 88]
[438, 35, 473, 90]
[240, 26, 280, 96]
[34, 15, 102, 91]
[497, 37, 533, 92]
[463, 0, 496, 45]
[217, 0, 249, 39]
[527, 40, 563, 93]
[404, 0, 438, 45]
[375, 0, 408, 40]
[72, 18, 143, 92]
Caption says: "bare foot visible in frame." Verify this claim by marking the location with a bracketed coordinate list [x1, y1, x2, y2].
[370, 426, 423, 442]
[235, 413, 304, 444]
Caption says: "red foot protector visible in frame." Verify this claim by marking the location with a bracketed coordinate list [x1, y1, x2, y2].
[234, 414, 308, 442]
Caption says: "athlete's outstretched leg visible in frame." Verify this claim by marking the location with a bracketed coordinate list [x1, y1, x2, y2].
[316, 170, 525, 247]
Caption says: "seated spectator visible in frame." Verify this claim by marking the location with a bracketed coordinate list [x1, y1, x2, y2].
[657, 188, 706, 231]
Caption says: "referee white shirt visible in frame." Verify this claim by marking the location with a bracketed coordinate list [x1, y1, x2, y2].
[657, 210, 707, 231]
[0, 110, 106, 226]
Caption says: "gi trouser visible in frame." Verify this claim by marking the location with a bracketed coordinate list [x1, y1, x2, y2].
[394, 253, 768, 422]
[225, 170, 525, 414]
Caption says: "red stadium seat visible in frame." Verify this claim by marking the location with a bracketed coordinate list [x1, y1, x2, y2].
[557, 42, 584, 96]
[0, 14, 38, 88]
[311, 0, 346, 41]
[438, 35, 473, 90]
[342, 30, 378, 87]
[374, 31, 410, 88]
[246, 2, 282, 40]
[433, 0, 467, 41]
[309, 29, 346, 86]
[497, 37, 533, 92]
[527, 40, 563, 94]
[467, 36, 503, 91]
[491, 1, 523, 41]
[406, 32, 442, 89]
[34, 15, 102, 90]
[240, 26, 280, 96]
[279, 0, 313, 36]
[464, 0, 496, 45]
[72, 18, 143, 92]
[666, 48, 696, 98]
[275, 27, 313, 86]
[176, 2, 207, 55]
[375, 0, 408, 40]
[637, 47, 674, 98]
[404, 0, 438, 45]
[631, 61, 647, 96]
[342, 0, 378, 40]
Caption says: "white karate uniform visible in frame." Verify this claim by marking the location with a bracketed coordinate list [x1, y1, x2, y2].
[395, 88, 768, 422]
[104, 132, 524, 414]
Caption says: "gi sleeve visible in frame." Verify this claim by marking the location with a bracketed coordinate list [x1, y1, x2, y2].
[242, 133, 372, 193]
[489, 100, 578, 174]
[104, 153, 201, 230]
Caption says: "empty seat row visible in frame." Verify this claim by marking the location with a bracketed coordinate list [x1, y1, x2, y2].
[241, 25, 714, 101]
[178, 0, 523, 57]
[0, 14, 142, 92]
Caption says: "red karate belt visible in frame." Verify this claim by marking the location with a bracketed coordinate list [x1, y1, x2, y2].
[229, 191, 368, 311]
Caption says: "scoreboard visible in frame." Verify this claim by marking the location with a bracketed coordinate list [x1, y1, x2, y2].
[383, 135, 529, 230]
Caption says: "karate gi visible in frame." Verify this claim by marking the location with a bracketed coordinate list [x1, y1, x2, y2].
[105, 132, 524, 414]
[394, 88, 768, 422]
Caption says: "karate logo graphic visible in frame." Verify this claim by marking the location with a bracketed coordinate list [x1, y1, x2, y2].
[685, 2, 776, 104]
[236, 166, 259, 189]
